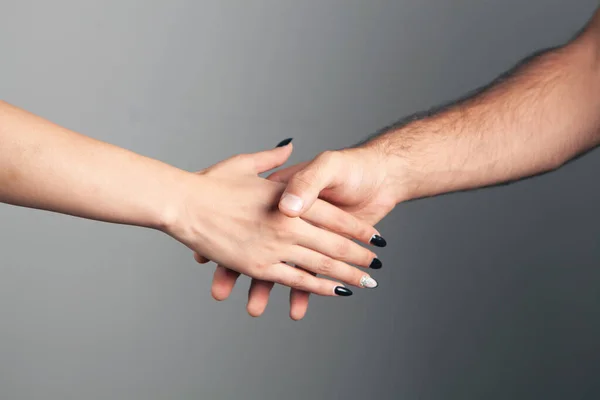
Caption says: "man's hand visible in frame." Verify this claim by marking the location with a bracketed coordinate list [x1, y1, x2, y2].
[274, 147, 398, 225]
[208, 146, 401, 320]
[206, 7, 600, 320]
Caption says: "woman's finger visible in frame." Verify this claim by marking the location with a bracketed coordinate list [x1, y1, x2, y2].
[260, 263, 353, 297]
[295, 222, 382, 271]
[303, 199, 384, 247]
[286, 246, 379, 289]
[247, 279, 275, 317]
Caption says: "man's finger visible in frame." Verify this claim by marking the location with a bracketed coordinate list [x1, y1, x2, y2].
[194, 252, 210, 264]
[267, 161, 309, 183]
[289, 288, 311, 321]
[289, 266, 314, 321]
[277, 151, 340, 217]
[211, 265, 241, 301]
[246, 279, 275, 317]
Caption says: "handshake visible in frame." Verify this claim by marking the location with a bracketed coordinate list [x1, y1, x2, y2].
[168, 24, 600, 320]
[177, 138, 401, 321]
[3, 30, 594, 322]
[0, 102, 403, 323]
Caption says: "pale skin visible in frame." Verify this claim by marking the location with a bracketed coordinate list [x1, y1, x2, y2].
[0, 101, 385, 296]
[204, 7, 600, 319]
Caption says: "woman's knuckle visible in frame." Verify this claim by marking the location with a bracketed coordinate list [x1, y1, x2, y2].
[334, 240, 350, 258]
[360, 225, 374, 240]
[289, 273, 306, 289]
[317, 257, 335, 275]
[352, 269, 366, 286]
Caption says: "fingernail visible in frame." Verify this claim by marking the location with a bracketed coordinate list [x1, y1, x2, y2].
[369, 258, 382, 269]
[360, 275, 379, 289]
[334, 286, 353, 296]
[280, 193, 303, 212]
[370, 234, 387, 247]
[276, 138, 293, 147]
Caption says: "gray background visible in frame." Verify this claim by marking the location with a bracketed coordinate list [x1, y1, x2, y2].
[1, 1, 599, 399]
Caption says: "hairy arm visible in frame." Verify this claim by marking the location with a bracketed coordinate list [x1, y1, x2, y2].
[366, 10, 600, 203]
[235, 9, 600, 320]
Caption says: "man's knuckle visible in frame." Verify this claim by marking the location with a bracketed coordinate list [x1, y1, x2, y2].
[275, 220, 297, 241]
[317, 150, 340, 166]
[330, 212, 348, 231]
[293, 171, 317, 188]
[233, 153, 249, 162]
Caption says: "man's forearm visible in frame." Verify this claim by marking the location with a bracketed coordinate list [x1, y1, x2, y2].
[364, 16, 600, 203]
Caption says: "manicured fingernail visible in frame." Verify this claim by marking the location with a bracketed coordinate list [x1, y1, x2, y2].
[334, 286, 353, 296]
[280, 193, 303, 212]
[276, 138, 293, 147]
[369, 258, 382, 269]
[370, 234, 387, 247]
[360, 275, 379, 289]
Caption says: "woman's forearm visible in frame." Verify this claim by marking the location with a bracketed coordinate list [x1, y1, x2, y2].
[0, 102, 381, 295]
[0, 101, 187, 229]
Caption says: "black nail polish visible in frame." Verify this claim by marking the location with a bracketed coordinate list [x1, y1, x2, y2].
[369, 258, 382, 269]
[276, 138, 293, 147]
[334, 286, 353, 297]
[370, 234, 387, 248]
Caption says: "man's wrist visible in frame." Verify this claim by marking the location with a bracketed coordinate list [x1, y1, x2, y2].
[359, 132, 419, 205]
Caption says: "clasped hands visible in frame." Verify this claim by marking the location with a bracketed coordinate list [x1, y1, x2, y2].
[173, 139, 398, 320]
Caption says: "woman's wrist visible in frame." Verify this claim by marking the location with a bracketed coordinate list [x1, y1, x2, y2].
[151, 169, 206, 237]
[154, 170, 224, 262]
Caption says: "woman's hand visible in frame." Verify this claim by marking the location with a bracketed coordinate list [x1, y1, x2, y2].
[0, 102, 379, 299]
[204, 146, 395, 319]
[165, 143, 382, 297]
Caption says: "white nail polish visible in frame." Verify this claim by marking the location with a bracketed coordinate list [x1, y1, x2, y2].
[360, 275, 378, 289]
[280, 193, 303, 212]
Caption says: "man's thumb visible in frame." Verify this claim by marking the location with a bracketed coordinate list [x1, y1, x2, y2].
[278, 151, 337, 217]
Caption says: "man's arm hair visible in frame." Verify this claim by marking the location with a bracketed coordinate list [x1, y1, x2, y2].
[360, 11, 595, 147]
[360, 8, 600, 203]
[357, 47, 559, 147]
